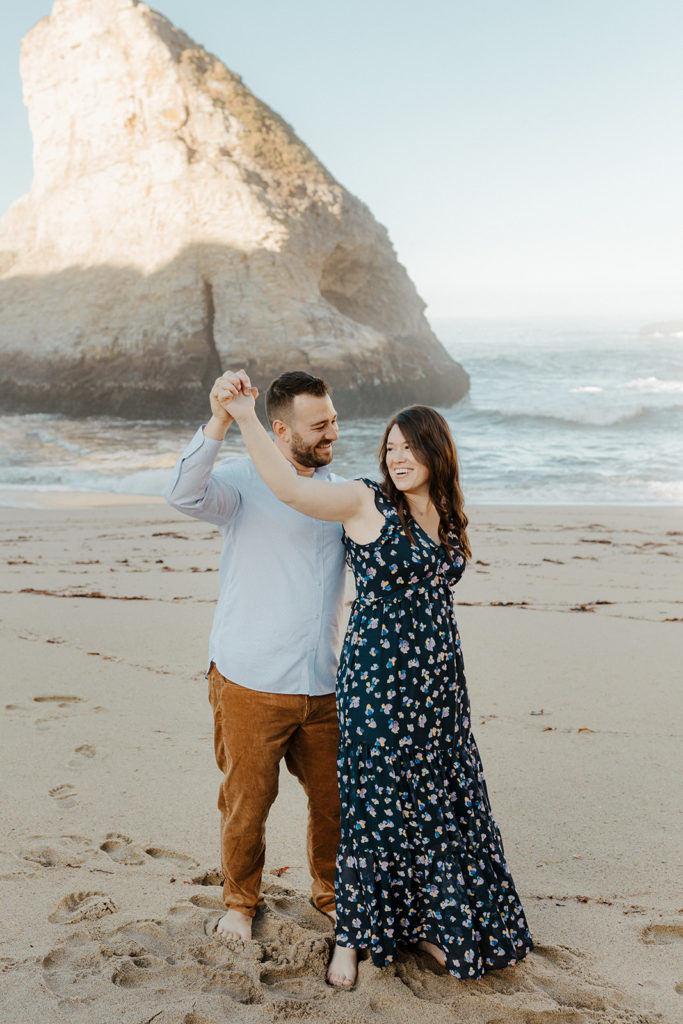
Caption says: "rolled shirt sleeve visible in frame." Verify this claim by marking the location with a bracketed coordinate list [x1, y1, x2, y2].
[164, 426, 240, 526]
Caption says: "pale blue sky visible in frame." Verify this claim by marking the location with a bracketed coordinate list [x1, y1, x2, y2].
[2, 0, 681, 318]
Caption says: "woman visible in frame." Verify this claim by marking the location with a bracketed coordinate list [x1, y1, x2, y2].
[219, 380, 533, 988]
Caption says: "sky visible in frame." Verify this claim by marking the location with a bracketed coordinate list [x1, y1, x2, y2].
[1, 0, 682, 319]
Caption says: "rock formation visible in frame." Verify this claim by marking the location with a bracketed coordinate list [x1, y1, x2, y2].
[0, 0, 469, 418]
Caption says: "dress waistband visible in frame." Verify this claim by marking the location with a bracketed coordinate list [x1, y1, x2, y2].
[354, 570, 451, 607]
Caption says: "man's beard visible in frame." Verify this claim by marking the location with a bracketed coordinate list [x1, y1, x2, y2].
[289, 432, 333, 468]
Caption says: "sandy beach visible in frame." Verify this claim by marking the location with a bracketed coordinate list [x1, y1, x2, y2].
[0, 497, 680, 1024]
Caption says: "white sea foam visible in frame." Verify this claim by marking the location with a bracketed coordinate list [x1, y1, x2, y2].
[569, 386, 604, 393]
[640, 480, 683, 503]
[624, 377, 683, 393]
[0, 467, 172, 496]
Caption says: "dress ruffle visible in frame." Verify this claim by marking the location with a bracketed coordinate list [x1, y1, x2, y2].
[335, 740, 532, 976]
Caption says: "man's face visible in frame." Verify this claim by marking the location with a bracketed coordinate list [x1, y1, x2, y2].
[280, 393, 339, 469]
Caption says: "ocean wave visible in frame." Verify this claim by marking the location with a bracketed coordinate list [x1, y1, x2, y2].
[25, 428, 84, 453]
[569, 386, 604, 393]
[0, 466, 172, 496]
[462, 403, 683, 429]
[624, 377, 683, 393]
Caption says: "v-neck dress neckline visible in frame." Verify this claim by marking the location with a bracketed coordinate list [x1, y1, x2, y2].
[409, 512, 442, 549]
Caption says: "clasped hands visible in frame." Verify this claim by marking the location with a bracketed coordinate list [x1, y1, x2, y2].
[210, 370, 259, 424]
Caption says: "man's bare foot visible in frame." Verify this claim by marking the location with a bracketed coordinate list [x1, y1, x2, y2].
[215, 909, 252, 942]
[326, 944, 358, 988]
[417, 939, 446, 966]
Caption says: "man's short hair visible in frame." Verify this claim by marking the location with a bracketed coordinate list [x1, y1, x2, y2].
[265, 371, 330, 425]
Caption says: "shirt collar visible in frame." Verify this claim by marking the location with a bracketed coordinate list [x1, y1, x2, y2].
[285, 461, 333, 481]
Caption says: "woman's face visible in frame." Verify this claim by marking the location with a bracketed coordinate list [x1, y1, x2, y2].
[385, 424, 430, 494]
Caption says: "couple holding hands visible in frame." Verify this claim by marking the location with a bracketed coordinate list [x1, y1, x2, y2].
[166, 368, 532, 988]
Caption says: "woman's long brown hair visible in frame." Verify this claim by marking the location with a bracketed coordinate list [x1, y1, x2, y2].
[378, 406, 471, 561]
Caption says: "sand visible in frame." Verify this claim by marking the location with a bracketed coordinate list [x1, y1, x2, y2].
[0, 497, 680, 1024]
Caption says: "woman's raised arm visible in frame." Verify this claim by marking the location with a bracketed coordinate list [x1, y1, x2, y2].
[225, 387, 367, 524]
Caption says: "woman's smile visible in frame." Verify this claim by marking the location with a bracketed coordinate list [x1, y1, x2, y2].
[386, 425, 429, 491]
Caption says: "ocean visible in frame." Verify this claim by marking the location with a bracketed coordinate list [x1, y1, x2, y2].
[1, 317, 681, 507]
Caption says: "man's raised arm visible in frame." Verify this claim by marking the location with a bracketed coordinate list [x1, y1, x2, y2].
[165, 371, 255, 526]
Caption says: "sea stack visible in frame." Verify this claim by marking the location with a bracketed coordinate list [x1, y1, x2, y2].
[0, 0, 469, 417]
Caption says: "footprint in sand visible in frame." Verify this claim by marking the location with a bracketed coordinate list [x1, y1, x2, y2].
[20, 835, 94, 868]
[48, 891, 117, 924]
[93, 895, 329, 1006]
[189, 893, 224, 910]
[393, 941, 624, 1020]
[192, 868, 225, 886]
[99, 835, 199, 870]
[49, 784, 78, 808]
[107, 917, 260, 1001]
[110, 955, 258, 1000]
[99, 833, 148, 865]
[3, 694, 89, 730]
[67, 744, 97, 769]
[42, 942, 105, 1002]
[35, 696, 88, 730]
[34, 695, 85, 708]
[0, 850, 34, 880]
[144, 847, 199, 870]
[38, 886, 656, 1023]
[4, 696, 82, 719]
[263, 884, 332, 934]
[640, 922, 683, 945]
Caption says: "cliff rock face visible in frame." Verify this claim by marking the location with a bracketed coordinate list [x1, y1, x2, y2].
[0, 0, 469, 417]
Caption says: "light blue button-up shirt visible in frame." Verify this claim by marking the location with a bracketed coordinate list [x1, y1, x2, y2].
[165, 426, 346, 695]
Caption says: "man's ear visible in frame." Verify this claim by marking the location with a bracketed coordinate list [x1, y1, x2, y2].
[272, 418, 289, 441]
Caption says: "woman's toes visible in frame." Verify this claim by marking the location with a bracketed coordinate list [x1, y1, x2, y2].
[326, 945, 358, 988]
[417, 939, 446, 966]
[327, 970, 353, 987]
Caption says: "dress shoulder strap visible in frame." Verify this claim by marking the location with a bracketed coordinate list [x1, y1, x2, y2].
[359, 477, 399, 521]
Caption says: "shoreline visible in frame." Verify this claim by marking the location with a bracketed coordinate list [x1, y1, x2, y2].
[0, 501, 680, 1022]
[1, 486, 682, 512]
[0, 489, 166, 509]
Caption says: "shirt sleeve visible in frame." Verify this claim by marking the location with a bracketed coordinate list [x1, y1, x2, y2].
[164, 426, 241, 526]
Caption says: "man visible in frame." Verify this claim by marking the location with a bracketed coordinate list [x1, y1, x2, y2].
[165, 369, 345, 943]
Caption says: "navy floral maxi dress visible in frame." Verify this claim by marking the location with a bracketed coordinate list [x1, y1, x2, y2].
[334, 480, 533, 977]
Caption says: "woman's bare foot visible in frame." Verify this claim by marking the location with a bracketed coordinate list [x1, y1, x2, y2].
[417, 939, 446, 966]
[326, 944, 358, 988]
[215, 909, 252, 942]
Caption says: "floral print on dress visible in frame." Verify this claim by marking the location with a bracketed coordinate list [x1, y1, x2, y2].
[334, 479, 533, 977]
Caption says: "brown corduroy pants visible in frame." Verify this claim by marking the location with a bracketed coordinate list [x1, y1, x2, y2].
[207, 663, 340, 917]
